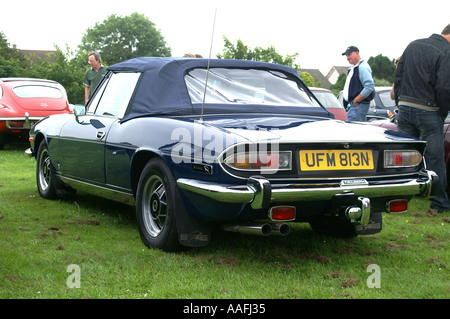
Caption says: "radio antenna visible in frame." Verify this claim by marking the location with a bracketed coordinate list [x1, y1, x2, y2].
[199, 6, 217, 124]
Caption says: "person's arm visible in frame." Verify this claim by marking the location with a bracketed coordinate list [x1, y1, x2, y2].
[83, 70, 91, 105]
[394, 55, 405, 106]
[358, 62, 375, 100]
[436, 51, 450, 115]
[351, 93, 366, 105]
[85, 86, 90, 104]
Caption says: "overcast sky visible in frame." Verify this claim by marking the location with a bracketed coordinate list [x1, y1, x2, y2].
[1, 0, 448, 74]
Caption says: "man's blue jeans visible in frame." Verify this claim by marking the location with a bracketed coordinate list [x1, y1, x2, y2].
[397, 105, 450, 212]
[347, 102, 370, 121]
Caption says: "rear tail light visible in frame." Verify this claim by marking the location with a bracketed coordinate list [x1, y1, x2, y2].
[224, 151, 292, 172]
[6, 121, 25, 129]
[66, 101, 73, 112]
[384, 150, 422, 168]
[387, 199, 408, 213]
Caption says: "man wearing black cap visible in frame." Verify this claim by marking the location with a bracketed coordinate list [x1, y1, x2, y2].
[394, 24, 450, 214]
[341, 46, 375, 121]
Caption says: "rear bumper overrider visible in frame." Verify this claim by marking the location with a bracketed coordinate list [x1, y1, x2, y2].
[177, 170, 438, 210]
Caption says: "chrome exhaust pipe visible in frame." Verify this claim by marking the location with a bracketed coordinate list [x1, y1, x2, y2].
[271, 223, 290, 236]
[223, 223, 272, 237]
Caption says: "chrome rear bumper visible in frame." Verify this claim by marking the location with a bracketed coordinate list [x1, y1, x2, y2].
[0, 113, 44, 129]
[177, 170, 438, 210]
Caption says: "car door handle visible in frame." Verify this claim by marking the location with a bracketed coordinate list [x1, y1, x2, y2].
[96, 131, 106, 139]
[112, 149, 127, 155]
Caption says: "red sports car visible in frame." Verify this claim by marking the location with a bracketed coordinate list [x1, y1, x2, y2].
[0, 78, 71, 149]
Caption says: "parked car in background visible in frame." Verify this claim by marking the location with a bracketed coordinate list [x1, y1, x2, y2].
[310, 87, 347, 121]
[0, 78, 70, 149]
[29, 57, 437, 251]
[337, 87, 396, 121]
[367, 86, 396, 121]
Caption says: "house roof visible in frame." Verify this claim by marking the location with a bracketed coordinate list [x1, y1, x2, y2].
[20, 50, 58, 63]
[325, 66, 349, 79]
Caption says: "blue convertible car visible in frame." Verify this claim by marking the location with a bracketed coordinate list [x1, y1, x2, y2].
[29, 57, 437, 251]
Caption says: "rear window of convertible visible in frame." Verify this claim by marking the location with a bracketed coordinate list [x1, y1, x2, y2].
[185, 68, 320, 107]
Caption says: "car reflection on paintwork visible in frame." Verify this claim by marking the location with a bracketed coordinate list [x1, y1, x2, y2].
[28, 57, 437, 251]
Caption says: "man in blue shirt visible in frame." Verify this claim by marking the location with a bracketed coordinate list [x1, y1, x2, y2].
[342, 46, 375, 121]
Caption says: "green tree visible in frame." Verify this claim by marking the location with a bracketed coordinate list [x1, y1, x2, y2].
[0, 31, 28, 77]
[24, 46, 88, 104]
[217, 37, 253, 60]
[298, 71, 314, 87]
[367, 54, 396, 84]
[217, 36, 299, 69]
[79, 12, 171, 65]
[329, 73, 346, 96]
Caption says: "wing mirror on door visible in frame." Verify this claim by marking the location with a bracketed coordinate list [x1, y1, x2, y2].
[73, 105, 86, 123]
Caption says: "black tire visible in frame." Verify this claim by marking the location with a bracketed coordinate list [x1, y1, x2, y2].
[136, 158, 180, 251]
[309, 217, 357, 238]
[0, 135, 5, 150]
[36, 140, 58, 199]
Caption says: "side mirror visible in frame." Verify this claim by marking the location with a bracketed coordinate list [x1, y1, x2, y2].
[73, 105, 86, 123]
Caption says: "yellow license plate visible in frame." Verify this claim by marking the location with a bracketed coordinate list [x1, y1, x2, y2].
[299, 150, 374, 171]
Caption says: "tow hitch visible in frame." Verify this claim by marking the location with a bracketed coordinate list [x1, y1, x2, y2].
[334, 193, 381, 235]
[345, 196, 370, 225]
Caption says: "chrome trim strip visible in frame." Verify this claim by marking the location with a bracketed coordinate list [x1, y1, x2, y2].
[2, 116, 43, 129]
[59, 175, 135, 205]
[0, 117, 43, 121]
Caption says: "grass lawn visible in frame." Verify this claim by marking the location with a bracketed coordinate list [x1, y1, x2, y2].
[0, 142, 448, 301]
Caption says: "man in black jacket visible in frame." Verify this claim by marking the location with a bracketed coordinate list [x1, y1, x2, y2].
[394, 24, 450, 213]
